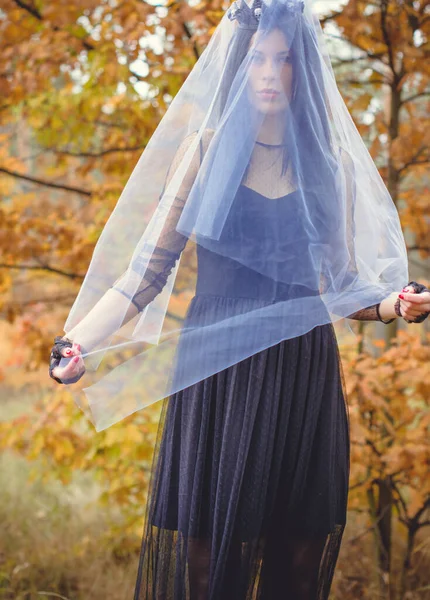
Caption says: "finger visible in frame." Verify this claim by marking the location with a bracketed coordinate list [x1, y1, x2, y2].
[52, 365, 62, 380]
[67, 355, 83, 374]
[401, 299, 430, 313]
[404, 292, 430, 303]
[52, 362, 80, 380]
[400, 301, 425, 317]
[403, 310, 425, 321]
[60, 343, 83, 359]
[56, 356, 84, 380]
[399, 291, 430, 305]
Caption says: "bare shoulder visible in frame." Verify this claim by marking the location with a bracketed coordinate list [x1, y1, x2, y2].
[202, 128, 216, 143]
[200, 129, 216, 159]
[166, 129, 216, 190]
[180, 128, 215, 153]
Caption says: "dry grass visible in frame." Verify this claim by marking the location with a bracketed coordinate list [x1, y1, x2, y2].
[0, 448, 141, 599]
[1, 388, 428, 599]
[0, 384, 141, 600]
[332, 512, 430, 600]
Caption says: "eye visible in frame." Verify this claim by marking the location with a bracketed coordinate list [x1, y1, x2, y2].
[278, 54, 292, 64]
[250, 52, 265, 65]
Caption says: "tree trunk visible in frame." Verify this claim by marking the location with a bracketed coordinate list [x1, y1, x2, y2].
[367, 486, 385, 596]
[376, 478, 393, 578]
[384, 82, 402, 346]
[398, 524, 416, 600]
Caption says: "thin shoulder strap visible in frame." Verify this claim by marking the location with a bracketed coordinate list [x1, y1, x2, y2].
[199, 135, 203, 165]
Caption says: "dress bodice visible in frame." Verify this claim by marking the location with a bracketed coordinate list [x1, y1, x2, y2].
[195, 185, 321, 302]
[109, 149, 383, 323]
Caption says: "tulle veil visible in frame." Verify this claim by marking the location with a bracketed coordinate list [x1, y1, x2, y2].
[58, 0, 408, 431]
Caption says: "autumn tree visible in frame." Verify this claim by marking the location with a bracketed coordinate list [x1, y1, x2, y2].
[324, 1, 430, 594]
[0, 0, 222, 557]
[328, 0, 429, 315]
[340, 331, 430, 599]
[0, 2, 429, 598]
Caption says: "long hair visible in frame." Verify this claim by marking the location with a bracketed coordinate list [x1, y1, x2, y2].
[212, 7, 337, 191]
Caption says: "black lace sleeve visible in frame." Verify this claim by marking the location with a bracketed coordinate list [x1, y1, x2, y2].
[110, 131, 211, 313]
[110, 196, 188, 313]
[347, 303, 387, 322]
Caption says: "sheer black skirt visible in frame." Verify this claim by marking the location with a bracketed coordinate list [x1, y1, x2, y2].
[134, 296, 350, 600]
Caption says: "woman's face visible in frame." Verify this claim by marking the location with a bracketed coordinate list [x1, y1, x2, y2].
[247, 28, 294, 116]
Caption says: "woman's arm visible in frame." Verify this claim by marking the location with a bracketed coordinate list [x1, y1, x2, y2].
[334, 147, 400, 324]
[347, 293, 397, 323]
[61, 288, 141, 352]
[349, 286, 430, 323]
[51, 131, 210, 381]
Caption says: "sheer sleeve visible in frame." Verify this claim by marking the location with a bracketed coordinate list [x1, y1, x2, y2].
[347, 303, 385, 321]
[321, 148, 393, 323]
[109, 131, 210, 313]
[111, 195, 189, 313]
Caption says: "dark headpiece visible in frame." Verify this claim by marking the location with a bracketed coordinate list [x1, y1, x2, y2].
[227, 0, 305, 29]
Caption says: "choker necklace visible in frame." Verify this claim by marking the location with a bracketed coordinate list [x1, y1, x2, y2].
[255, 140, 286, 148]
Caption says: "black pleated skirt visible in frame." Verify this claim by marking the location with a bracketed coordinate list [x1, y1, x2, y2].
[134, 295, 350, 600]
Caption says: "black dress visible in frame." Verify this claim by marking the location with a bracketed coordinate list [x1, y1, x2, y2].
[129, 185, 352, 600]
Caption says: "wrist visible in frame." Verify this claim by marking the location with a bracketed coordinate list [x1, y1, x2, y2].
[378, 293, 398, 322]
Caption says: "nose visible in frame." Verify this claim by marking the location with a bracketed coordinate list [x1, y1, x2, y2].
[261, 58, 278, 82]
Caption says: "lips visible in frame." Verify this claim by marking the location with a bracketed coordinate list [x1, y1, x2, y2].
[258, 89, 280, 99]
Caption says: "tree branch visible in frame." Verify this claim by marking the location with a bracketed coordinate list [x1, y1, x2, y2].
[380, 0, 398, 81]
[0, 167, 91, 196]
[337, 78, 388, 86]
[332, 53, 386, 68]
[51, 144, 146, 158]
[320, 10, 344, 24]
[398, 145, 429, 174]
[324, 33, 389, 67]
[412, 498, 430, 527]
[12, 0, 95, 51]
[13, 0, 42, 20]
[401, 91, 430, 105]
[182, 21, 200, 62]
[2, 294, 76, 308]
[346, 503, 392, 545]
[399, 159, 430, 174]
[0, 262, 84, 280]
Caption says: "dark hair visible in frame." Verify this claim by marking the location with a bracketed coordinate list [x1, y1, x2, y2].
[213, 10, 336, 189]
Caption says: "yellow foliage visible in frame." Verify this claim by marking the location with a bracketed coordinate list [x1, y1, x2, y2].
[342, 330, 430, 523]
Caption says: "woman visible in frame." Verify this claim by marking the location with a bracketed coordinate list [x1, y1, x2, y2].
[49, 1, 430, 598]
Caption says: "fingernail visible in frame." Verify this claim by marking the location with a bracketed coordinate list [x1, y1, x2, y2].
[73, 356, 79, 363]
[399, 294, 404, 299]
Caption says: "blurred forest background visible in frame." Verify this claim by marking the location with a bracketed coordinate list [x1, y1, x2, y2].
[0, 0, 429, 598]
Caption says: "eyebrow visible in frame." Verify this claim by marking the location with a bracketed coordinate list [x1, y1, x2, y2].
[253, 50, 291, 56]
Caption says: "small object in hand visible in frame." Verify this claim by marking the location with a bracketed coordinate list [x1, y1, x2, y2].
[397, 281, 430, 324]
[49, 336, 85, 384]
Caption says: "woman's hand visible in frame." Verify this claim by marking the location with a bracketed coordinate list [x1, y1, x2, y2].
[397, 283, 430, 323]
[49, 336, 86, 384]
